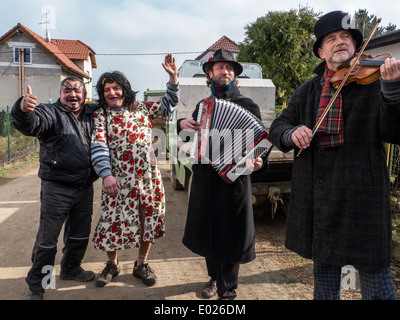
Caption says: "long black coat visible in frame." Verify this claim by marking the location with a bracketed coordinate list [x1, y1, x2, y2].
[269, 62, 400, 269]
[179, 86, 267, 264]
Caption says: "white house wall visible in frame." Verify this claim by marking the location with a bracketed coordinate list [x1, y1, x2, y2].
[0, 32, 94, 110]
[365, 43, 400, 60]
[83, 57, 93, 101]
[0, 33, 62, 109]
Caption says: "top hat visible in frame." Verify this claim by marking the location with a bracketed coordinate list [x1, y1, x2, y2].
[202, 48, 243, 76]
[313, 11, 363, 58]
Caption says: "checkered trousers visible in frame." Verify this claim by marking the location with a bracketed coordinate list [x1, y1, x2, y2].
[313, 261, 395, 300]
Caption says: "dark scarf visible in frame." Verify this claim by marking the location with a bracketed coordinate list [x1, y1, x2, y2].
[210, 80, 236, 97]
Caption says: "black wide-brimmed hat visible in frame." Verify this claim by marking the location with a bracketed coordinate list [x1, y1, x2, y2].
[202, 48, 243, 76]
[313, 11, 363, 58]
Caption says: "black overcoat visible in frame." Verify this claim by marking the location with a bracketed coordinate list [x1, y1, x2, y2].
[180, 86, 267, 264]
[269, 62, 400, 269]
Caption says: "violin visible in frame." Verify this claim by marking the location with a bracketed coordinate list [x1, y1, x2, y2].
[330, 53, 392, 87]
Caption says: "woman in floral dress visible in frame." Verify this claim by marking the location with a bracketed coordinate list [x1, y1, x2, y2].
[91, 54, 179, 287]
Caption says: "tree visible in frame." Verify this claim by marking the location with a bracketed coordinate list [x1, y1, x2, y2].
[354, 9, 396, 38]
[237, 5, 320, 105]
[238, 7, 397, 106]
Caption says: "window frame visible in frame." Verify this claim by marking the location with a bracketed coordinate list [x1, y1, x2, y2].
[13, 46, 32, 64]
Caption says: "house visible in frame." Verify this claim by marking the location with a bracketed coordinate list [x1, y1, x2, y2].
[145, 35, 242, 99]
[146, 35, 264, 100]
[195, 35, 240, 61]
[365, 28, 400, 58]
[177, 35, 264, 82]
[0, 23, 96, 110]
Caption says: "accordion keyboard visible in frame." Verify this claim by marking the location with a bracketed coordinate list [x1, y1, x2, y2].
[191, 98, 273, 183]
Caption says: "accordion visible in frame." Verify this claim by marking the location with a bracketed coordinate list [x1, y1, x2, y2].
[190, 98, 273, 183]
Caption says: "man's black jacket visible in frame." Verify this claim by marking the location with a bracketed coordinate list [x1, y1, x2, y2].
[11, 98, 99, 189]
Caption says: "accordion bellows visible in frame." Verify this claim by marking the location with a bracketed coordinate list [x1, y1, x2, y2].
[190, 98, 273, 183]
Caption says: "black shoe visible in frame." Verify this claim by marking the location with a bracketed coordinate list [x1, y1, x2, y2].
[133, 261, 157, 286]
[60, 267, 95, 282]
[96, 261, 120, 287]
[201, 279, 217, 298]
[26, 291, 44, 300]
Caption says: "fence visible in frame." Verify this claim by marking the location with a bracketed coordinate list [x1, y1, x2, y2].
[388, 144, 400, 236]
[0, 106, 38, 167]
[389, 144, 400, 213]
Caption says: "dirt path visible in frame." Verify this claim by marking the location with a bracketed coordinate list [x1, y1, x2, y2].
[0, 160, 399, 301]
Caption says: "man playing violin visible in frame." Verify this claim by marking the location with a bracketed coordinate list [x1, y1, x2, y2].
[270, 10, 400, 300]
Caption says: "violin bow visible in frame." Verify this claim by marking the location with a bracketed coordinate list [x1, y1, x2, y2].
[297, 17, 382, 157]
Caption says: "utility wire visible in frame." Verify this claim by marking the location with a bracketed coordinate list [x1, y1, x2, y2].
[97, 51, 203, 56]
[0, 58, 15, 78]
[0, 50, 203, 56]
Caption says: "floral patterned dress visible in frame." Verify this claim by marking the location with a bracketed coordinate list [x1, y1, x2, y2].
[92, 101, 166, 251]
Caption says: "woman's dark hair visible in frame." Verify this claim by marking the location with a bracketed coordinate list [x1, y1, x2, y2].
[96, 71, 138, 107]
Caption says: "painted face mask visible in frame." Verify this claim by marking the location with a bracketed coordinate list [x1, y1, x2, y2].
[60, 81, 85, 111]
[62, 80, 84, 91]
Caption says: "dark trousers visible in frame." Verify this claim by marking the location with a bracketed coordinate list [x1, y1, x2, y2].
[26, 180, 93, 293]
[206, 258, 240, 299]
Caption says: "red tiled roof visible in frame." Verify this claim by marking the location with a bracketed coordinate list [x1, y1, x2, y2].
[196, 36, 240, 60]
[0, 23, 92, 78]
[209, 36, 240, 51]
[50, 39, 97, 68]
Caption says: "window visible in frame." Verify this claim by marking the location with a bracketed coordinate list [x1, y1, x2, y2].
[14, 47, 32, 64]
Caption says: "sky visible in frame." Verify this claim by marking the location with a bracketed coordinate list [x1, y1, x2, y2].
[1, 0, 399, 100]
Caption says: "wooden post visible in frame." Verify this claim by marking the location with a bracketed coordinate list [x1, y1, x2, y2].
[18, 49, 22, 97]
[6, 105, 11, 163]
[18, 48, 25, 97]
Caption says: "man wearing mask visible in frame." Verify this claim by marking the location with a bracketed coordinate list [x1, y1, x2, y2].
[12, 77, 99, 300]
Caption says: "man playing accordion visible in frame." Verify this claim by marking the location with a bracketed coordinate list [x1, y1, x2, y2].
[178, 49, 268, 300]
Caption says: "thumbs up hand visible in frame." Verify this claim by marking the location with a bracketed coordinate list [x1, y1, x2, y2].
[21, 85, 38, 112]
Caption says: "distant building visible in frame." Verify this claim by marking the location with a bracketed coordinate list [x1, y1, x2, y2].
[365, 28, 400, 59]
[195, 35, 240, 61]
[178, 34, 261, 80]
[144, 35, 246, 101]
[0, 23, 96, 110]
[144, 90, 167, 102]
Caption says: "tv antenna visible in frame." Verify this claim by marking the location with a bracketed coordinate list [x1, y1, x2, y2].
[40, 5, 56, 42]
